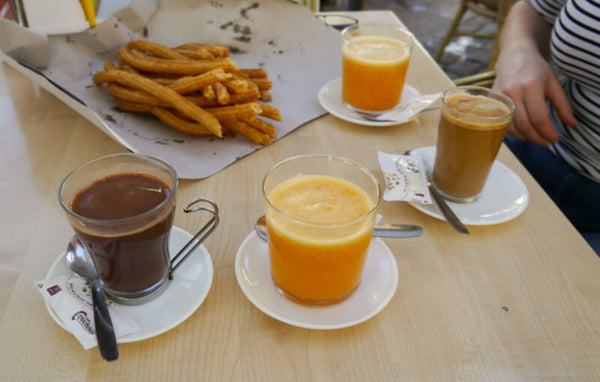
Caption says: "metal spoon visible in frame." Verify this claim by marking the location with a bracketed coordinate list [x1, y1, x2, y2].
[405, 149, 469, 235]
[356, 106, 441, 123]
[254, 215, 423, 241]
[66, 236, 119, 361]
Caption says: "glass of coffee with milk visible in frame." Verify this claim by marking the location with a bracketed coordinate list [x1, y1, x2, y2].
[432, 86, 515, 203]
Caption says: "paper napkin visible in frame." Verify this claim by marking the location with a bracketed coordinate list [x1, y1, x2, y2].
[378, 151, 432, 204]
[377, 92, 442, 123]
[36, 274, 141, 349]
[22, 0, 90, 35]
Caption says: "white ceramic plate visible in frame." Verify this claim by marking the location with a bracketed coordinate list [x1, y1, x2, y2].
[235, 232, 398, 330]
[45, 226, 213, 343]
[408, 146, 529, 225]
[318, 78, 420, 126]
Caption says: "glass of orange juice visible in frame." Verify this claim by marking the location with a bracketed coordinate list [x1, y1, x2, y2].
[262, 155, 381, 306]
[341, 24, 414, 115]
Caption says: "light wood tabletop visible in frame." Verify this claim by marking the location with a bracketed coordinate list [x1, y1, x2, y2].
[1, 10, 599, 382]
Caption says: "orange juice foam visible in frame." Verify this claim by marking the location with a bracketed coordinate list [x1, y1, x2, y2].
[342, 36, 410, 111]
[266, 175, 375, 304]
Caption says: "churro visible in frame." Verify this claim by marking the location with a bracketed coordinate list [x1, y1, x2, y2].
[93, 40, 282, 145]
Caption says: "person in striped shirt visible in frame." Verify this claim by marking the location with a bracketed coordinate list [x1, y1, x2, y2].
[493, 0, 599, 254]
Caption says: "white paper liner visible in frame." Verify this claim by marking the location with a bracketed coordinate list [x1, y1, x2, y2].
[0, 0, 341, 179]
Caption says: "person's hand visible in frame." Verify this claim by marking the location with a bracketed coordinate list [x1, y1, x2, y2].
[493, 45, 576, 146]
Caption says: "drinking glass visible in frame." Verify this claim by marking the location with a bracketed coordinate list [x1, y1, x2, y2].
[59, 153, 178, 304]
[432, 86, 516, 203]
[263, 154, 381, 305]
[341, 23, 414, 115]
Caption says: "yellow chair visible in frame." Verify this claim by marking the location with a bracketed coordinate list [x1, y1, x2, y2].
[453, 70, 496, 87]
[298, 0, 320, 12]
[435, 0, 512, 70]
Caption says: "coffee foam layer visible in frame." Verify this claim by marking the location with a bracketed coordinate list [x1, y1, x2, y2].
[444, 94, 511, 129]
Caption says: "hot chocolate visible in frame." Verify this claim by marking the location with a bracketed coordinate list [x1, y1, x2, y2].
[71, 173, 174, 294]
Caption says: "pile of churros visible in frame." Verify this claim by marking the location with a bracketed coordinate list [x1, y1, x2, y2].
[92, 40, 281, 145]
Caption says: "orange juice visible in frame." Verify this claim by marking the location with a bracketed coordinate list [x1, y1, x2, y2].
[266, 175, 375, 305]
[342, 35, 411, 111]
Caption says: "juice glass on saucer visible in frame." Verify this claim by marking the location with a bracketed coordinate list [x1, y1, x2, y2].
[262, 154, 381, 306]
[341, 23, 414, 116]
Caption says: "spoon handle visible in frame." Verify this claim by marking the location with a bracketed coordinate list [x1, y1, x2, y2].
[373, 224, 423, 238]
[91, 281, 119, 361]
[428, 185, 469, 235]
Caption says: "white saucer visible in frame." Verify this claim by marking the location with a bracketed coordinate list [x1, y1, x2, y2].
[45, 226, 213, 343]
[235, 232, 398, 330]
[318, 78, 420, 126]
[408, 146, 529, 225]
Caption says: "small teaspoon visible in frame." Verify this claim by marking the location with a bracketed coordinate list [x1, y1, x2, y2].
[404, 149, 469, 235]
[66, 236, 119, 361]
[254, 215, 423, 241]
[357, 106, 440, 123]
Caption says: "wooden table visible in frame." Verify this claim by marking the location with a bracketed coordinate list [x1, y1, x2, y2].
[1, 10, 599, 381]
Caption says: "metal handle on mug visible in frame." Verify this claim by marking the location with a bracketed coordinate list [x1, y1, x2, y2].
[169, 198, 219, 279]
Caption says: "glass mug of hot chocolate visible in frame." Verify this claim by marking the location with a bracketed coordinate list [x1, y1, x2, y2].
[59, 153, 217, 305]
[432, 86, 515, 203]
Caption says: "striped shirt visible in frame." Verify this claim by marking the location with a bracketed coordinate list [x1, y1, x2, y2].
[527, 0, 600, 182]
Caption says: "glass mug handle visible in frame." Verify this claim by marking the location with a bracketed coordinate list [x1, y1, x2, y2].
[169, 198, 219, 279]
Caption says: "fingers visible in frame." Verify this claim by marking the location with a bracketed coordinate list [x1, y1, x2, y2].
[495, 66, 571, 146]
[546, 74, 577, 127]
[520, 80, 559, 145]
[497, 80, 552, 145]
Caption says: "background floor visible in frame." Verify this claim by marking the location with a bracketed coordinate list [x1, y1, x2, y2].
[321, 0, 498, 80]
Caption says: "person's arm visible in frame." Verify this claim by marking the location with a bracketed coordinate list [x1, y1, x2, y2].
[493, 0, 576, 146]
